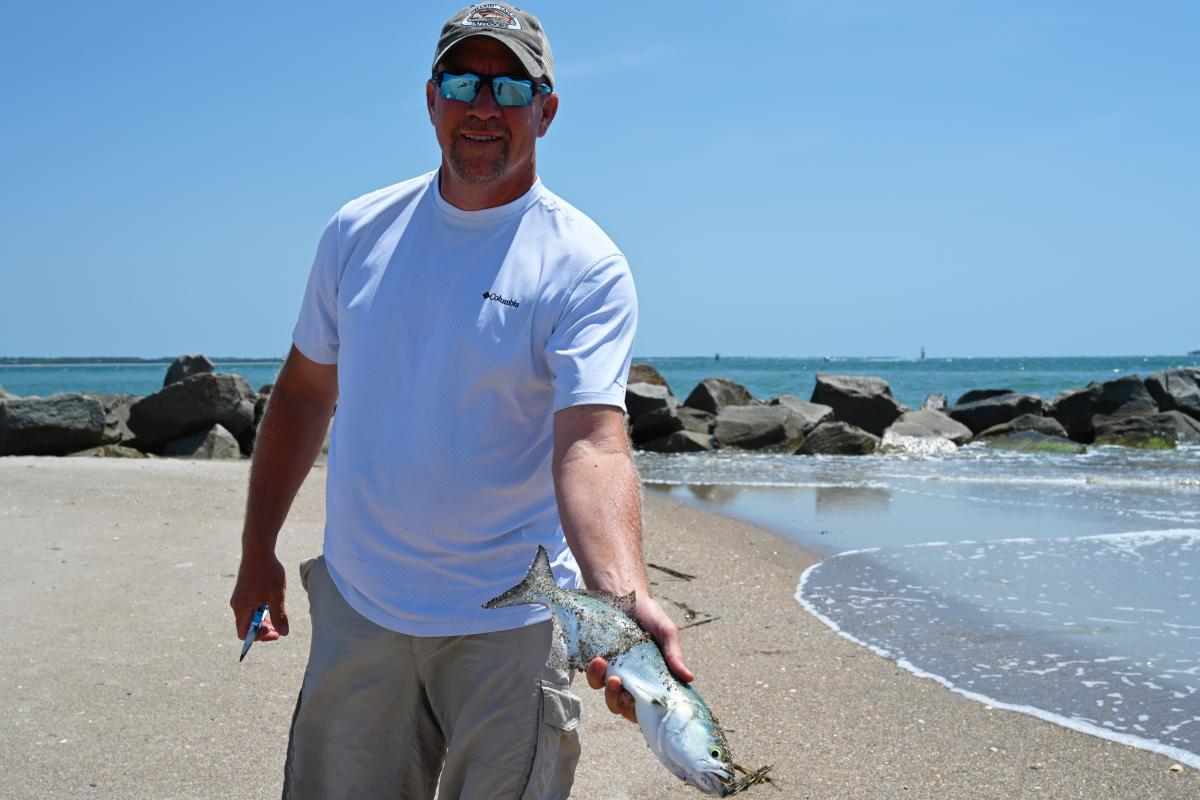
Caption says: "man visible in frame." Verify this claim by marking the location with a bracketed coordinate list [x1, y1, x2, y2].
[228, 4, 691, 798]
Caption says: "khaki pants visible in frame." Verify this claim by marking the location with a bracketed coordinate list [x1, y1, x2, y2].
[283, 556, 581, 800]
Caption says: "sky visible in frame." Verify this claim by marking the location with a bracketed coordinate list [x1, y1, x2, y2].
[2, 1, 1197, 359]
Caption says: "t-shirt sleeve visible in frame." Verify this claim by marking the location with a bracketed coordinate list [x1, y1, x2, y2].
[291, 212, 342, 365]
[545, 254, 637, 412]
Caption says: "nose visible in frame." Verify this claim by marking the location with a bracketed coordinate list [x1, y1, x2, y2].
[467, 81, 502, 119]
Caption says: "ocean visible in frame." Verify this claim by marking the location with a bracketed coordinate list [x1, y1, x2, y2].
[5, 354, 1200, 765]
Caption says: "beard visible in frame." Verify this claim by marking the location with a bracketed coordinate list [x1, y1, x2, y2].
[447, 129, 510, 183]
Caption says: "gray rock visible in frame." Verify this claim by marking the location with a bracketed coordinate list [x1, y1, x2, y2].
[163, 353, 215, 387]
[0, 384, 16, 400]
[631, 406, 684, 445]
[625, 382, 676, 422]
[810, 374, 904, 436]
[163, 424, 243, 459]
[258, 383, 274, 396]
[976, 413, 1069, 440]
[627, 364, 671, 393]
[886, 409, 973, 445]
[69, 444, 152, 458]
[1144, 367, 1200, 422]
[1092, 411, 1200, 448]
[948, 394, 1044, 435]
[921, 393, 948, 411]
[87, 393, 137, 445]
[683, 377, 754, 415]
[128, 373, 256, 452]
[955, 389, 1014, 406]
[713, 405, 794, 450]
[797, 421, 880, 456]
[0, 393, 106, 456]
[985, 431, 1087, 454]
[769, 396, 833, 435]
[676, 407, 715, 435]
[1050, 375, 1158, 442]
[640, 430, 716, 453]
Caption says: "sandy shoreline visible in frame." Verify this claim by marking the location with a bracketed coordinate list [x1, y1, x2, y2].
[0, 458, 1194, 798]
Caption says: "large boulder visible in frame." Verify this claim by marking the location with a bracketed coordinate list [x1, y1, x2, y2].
[163, 424, 243, 459]
[921, 393, 948, 411]
[0, 393, 106, 456]
[1092, 411, 1200, 449]
[0, 384, 16, 400]
[163, 353, 216, 387]
[625, 382, 675, 422]
[683, 377, 754, 415]
[796, 421, 879, 456]
[1144, 368, 1200, 422]
[810, 374, 904, 436]
[69, 444, 152, 458]
[88, 393, 137, 445]
[948, 394, 1044, 435]
[627, 363, 671, 393]
[677, 407, 715, 435]
[954, 389, 1014, 406]
[1050, 375, 1158, 442]
[640, 430, 716, 453]
[885, 409, 973, 445]
[712, 405, 795, 450]
[631, 406, 684, 445]
[769, 396, 833, 435]
[128, 373, 256, 452]
[975, 413, 1068, 440]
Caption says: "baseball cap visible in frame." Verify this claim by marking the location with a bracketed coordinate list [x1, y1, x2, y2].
[433, 3, 555, 88]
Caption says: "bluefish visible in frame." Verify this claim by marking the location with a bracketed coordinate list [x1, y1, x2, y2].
[484, 546, 770, 796]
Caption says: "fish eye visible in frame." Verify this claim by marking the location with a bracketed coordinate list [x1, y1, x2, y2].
[709, 746, 724, 760]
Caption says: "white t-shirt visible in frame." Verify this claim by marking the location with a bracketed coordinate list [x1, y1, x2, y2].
[292, 171, 636, 636]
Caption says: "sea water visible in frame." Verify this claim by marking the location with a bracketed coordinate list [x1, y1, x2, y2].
[638, 446, 1200, 767]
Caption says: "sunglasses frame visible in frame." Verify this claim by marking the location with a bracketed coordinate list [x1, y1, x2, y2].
[432, 71, 552, 107]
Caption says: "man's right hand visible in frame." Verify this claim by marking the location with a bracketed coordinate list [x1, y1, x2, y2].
[229, 554, 290, 642]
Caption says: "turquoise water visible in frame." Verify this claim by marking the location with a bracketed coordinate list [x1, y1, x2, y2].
[2, 355, 1196, 405]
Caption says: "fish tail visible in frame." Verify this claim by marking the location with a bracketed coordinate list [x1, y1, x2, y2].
[483, 545, 559, 610]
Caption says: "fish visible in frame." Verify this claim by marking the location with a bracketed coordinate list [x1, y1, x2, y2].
[484, 546, 770, 796]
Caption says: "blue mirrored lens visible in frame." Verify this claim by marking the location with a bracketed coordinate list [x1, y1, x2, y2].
[491, 77, 534, 106]
[440, 74, 481, 103]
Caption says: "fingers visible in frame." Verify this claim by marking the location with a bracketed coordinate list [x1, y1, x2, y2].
[587, 658, 636, 723]
[586, 658, 607, 690]
[658, 628, 695, 684]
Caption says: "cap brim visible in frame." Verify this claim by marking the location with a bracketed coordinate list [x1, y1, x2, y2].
[433, 31, 549, 87]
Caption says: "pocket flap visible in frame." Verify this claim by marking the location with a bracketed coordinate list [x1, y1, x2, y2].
[541, 684, 582, 732]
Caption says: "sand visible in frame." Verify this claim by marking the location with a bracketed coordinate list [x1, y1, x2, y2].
[0, 457, 1194, 799]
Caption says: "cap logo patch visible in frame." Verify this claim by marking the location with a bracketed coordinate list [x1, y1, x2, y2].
[461, 3, 522, 30]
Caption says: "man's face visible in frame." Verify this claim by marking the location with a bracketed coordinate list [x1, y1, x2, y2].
[427, 36, 557, 199]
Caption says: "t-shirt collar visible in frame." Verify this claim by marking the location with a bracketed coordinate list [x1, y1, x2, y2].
[430, 170, 544, 224]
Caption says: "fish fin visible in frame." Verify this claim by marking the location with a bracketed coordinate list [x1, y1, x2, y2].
[483, 545, 558, 610]
[580, 588, 638, 620]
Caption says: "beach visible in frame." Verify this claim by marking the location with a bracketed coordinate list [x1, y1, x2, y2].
[1, 457, 1194, 799]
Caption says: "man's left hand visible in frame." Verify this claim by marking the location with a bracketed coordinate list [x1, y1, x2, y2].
[585, 595, 695, 724]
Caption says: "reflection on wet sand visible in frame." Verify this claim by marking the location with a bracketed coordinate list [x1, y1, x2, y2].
[686, 484, 745, 505]
[815, 485, 891, 512]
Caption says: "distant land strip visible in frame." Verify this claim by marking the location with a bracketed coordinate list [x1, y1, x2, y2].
[0, 357, 284, 365]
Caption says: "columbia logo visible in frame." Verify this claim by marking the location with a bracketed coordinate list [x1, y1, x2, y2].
[483, 290, 520, 308]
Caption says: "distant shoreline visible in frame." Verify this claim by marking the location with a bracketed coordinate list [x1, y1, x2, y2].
[0, 357, 284, 365]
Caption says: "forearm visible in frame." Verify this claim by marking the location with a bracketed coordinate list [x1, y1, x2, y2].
[241, 381, 335, 558]
[553, 434, 649, 598]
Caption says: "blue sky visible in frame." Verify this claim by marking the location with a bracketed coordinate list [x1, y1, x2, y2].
[2, 2, 1197, 358]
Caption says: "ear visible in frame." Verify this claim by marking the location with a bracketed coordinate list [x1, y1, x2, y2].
[426, 80, 437, 122]
[536, 92, 559, 138]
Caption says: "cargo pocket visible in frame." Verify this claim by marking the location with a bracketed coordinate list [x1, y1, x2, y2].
[298, 556, 321, 593]
[520, 682, 582, 800]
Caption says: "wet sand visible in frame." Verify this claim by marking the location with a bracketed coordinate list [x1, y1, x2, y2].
[0, 458, 1193, 798]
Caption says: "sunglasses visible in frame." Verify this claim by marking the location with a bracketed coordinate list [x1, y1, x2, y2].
[433, 71, 552, 107]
